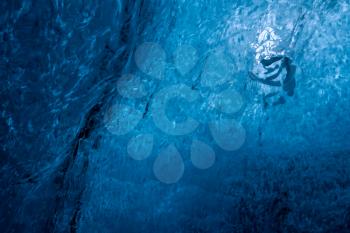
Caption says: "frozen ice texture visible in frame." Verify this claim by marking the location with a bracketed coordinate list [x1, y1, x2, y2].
[1, 1, 350, 233]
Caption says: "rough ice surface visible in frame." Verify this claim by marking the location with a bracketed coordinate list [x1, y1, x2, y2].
[1, 0, 350, 232]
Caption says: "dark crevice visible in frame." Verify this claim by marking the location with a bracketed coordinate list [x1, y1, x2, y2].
[142, 90, 157, 119]
[47, 101, 102, 233]
[46, 1, 156, 232]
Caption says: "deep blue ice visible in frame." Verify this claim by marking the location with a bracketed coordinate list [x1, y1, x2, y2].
[1, 1, 350, 232]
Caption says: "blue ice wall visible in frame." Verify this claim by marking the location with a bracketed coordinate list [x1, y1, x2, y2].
[1, 0, 350, 233]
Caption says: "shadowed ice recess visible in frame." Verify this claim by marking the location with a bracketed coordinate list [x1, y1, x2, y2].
[1, 0, 350, 233]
